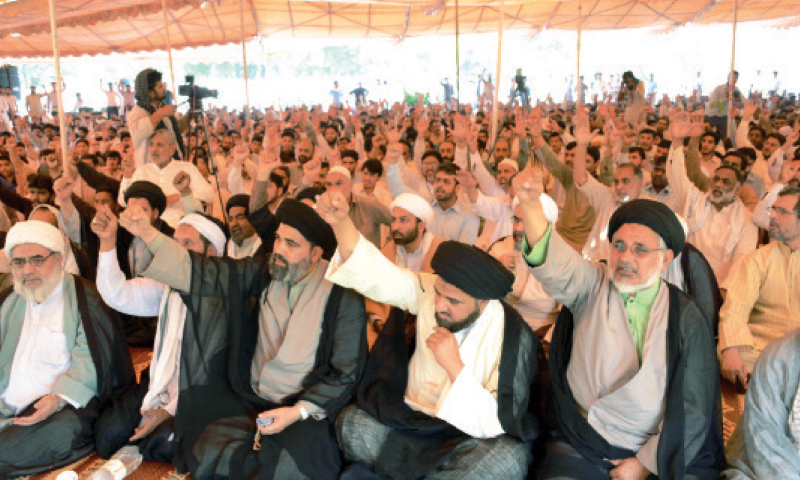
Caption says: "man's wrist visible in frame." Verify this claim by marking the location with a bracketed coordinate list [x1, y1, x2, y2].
[51, 394, 67, 411]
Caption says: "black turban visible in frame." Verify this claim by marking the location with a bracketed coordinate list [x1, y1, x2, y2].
[430, 241, 514, 300]
[294, 187, 325, 205]
[276, 198, 337, 260]
[226, 194, 250, 216]
[124, 180, 167, 215]
[607, 199, 685, 257]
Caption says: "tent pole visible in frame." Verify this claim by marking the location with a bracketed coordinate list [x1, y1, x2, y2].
[161, 0, 176, 98]
[492, 0, 504, 142]
[240, 0, 251, 126]
[727, 0, 738, 131]
[577, 1, 582, 103]
[455, 0, 460, 108]
[47, 0, 68, 171]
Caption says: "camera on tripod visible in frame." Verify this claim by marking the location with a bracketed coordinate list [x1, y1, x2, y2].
[178, 75, 218, 109]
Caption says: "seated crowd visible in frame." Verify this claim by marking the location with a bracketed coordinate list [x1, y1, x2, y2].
[0, 66, 798, 479]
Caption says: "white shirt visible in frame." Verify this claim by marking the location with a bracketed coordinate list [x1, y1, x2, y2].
[4, 94, 17, 114]
[2, 282, 72, 413]
[119, 160, 215, 227]
[688, 203, 758, 288]
[227, 235, 262, 260]
[96, 250, 182, 415]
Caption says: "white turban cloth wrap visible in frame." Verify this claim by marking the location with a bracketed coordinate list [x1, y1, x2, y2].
[391, 193, 434, 227]
[177, 214, 226, 257]
[328, 166, 352, 180]
[498, 158, 520, 172]
[5, 220, 66, 256]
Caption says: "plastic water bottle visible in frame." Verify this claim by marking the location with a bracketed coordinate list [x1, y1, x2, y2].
[87, 446, 143, 480]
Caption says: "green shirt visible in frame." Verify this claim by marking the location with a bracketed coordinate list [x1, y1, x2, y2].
[621, 279, 661, 364]
[522, 223, 661, 364]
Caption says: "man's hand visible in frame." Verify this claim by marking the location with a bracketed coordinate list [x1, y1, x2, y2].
[53, 176, 75, 203]
[512, 165, 544, 205]
[232, 142, 250, 164]
[257, 407, 302, 435]
[91, 206, 119, 251]
[130, 408, 172, 441]
[156, 104, 177, 118]
[669, 111, 692, 141]
[609, 457, 649, 480]
[385, 142, 403, 165]
[119, 204, 157, 243]
[742, 99, 757, 119]
[456, 171, 478, 204]
[173, 171, 191, 196]
[13, 395, 64, 427]
[426, 326, 464, 383]
[316, 190, 350, 226]
[721, 346, 749, 388]
[386, 126, 404, 144]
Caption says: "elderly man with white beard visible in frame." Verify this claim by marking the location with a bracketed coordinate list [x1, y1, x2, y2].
[0, 221, 134, 477]
[513, 165, 724, 480]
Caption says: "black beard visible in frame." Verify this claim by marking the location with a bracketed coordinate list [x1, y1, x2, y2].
[477, 140, 487, 150]
[280, 151, 296, 163]
[392, 227, 419, 246]
[435, 304, 481, 333]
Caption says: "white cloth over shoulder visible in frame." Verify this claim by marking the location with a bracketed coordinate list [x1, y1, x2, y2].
[326, 234, 506, 438]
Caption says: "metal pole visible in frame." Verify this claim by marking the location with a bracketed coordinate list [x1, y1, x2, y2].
[240, 0, 252, 126]
[492, 0, 504, 142]
[727, 0, 739, 133]
[161, 0, 176, 96]
[455, 0, 460, 107]
[47, 0, 69, 170]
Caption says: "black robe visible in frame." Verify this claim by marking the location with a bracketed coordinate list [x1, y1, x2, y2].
[0, 277, 136, 478]
[547, 282, 725, 480]
[140, 240, 367, 479]
[355, 302, 543, 480]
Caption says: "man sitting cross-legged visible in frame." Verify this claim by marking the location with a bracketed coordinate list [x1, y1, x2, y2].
[317, 179, 543, 480]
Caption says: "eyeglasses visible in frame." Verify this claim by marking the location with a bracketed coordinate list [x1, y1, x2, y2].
[10, 252, 56, 269]
[767, 206, 800, 217]
[611, 241, 665, 258]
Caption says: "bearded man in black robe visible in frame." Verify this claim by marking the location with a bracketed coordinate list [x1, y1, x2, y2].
[118, 198, 367, 479]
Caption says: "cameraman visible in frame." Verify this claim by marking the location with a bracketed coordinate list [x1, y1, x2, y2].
[617, 70, 646, 125]
[127, 68, 188, 167]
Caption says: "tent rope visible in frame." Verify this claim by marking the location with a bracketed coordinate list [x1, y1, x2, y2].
[47, 0, 69, 171]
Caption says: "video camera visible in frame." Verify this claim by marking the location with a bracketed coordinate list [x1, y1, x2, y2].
[178, 75, 218, 107]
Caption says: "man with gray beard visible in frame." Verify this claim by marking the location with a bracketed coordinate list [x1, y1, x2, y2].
[117, 197, 367, 479]
[0, 220, 134, 477]
[514, 162, 723, 480]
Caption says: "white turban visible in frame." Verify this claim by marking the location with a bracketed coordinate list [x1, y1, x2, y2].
[498, 158, 519, 172]
[177, 214, 226, 257]
[5, 220, 66, 256]
[30, 204, 66, 232]
[328, 166, 352, 180]
[512, 193, 559, 225]
[391, 193, 434, 226]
